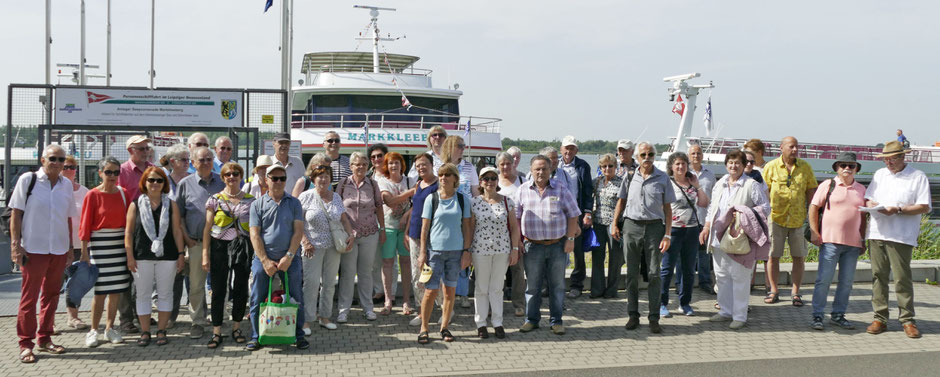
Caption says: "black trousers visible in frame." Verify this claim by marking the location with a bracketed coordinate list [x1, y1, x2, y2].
[209, 238, 249, 327]
[590, 224, 624, 297]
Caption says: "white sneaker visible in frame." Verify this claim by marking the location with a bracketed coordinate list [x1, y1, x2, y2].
[105, 328, 124, 344]
[336, 312, 348, 323]
[365, 311, 377, 321]
[302, 327, 312, 337]
[409, 315, 423, 327]
[460, 296, 472, 309]
[85, 330, 100, 348]
[318, 319, 338, 330]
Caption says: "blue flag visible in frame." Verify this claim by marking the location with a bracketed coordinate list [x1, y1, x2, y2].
[264, 0, 273, 13]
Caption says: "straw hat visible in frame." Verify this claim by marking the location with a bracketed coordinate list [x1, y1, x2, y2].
[874, 140, 911, 158]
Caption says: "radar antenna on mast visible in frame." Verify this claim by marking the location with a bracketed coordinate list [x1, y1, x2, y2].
[353, 5, 404, 73]
[664, 73, 714, 154]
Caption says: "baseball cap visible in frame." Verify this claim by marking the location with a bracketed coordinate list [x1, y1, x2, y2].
[561, 135, 578, 148]
[273, 132, 291, 142]
[266, 165, 287, 176]
[478, 166, 498, 178]
[617, 139, 635, 150]
[125, 135, 152, 149]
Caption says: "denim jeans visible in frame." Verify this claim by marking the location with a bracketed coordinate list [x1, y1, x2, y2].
[523, 240, 567, 326]
[812, 243, 861, 317]
[660, 227, 699, 307]
[248, 255, 305, 342]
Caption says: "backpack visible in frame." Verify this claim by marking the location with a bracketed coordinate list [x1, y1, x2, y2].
[1, 172, 37, 236]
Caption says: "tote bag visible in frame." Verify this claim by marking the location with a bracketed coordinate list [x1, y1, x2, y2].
[258, 274, 299, 345]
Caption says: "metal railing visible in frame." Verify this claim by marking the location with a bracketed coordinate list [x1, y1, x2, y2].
[305, 63, 433, 76]
[672, 137, 940, 164]
[290, 112, 501, 134]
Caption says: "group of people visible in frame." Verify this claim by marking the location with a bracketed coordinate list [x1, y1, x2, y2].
[10, 129, 932, 363]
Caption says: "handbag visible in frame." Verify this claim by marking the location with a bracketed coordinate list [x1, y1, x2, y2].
[804, 178, 836, 242]
[258, 274, 299, 345]
[720, 212, 750, 255]
[315, 192, 350, 254]
[582, 227, 600, 251]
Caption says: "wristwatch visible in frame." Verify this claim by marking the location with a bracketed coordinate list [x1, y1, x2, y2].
[462, 249, 470, 253]
[566, 236, 575, 242]
[286, 251, 295, 258]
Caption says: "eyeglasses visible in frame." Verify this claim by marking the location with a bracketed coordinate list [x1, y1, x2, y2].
[223, 172, 241, 178]
[46, 156, 66, 163]
[197, 158, 213, 163]
[132, 146, 152, 152]
[481, 176, 498, 182]
[147, 178, 165, 184]
[370, 154, 384, 160]
[174, 157, 190, 163]
[325, 138, 341, 144]
[63, 166, 77, 170]
[430, 133, 445, 138]
[838, 163, 857, 170]
[638, 153, 655, 159]
[601, 164, 615, 168]
[441, 173, 456, 177]
[268, 176, 287, 182]
[746, 160, 756, 165]
[194, 142, 209, 148]
[102, 169, 120, 176]
[217, 146, 233, 151]
[456, 144, 466, 149]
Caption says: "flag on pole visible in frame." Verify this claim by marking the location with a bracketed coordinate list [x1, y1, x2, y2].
[703, 94, 713, 136]
[463, 119, 471, 139]
[672, 94, 685, 117]
[264, 0, 273, 13]
[401, 94, 412, 110]
[363, 122, 370, 147]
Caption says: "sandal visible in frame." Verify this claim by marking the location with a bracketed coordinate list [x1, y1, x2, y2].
[764, 292, 779, 304]
[402, 304, 415, 316]
[380, 305, 393, 316]
[136, 333, 151, 347]
[231, 329, 247, 343]
[207, 333, 223, 349]
[155, 330, 169, 346]
[37, 342, 66, 354]
[792, 295, 804, 307]
[714, 302, 721, 310]
[417, 331, 430, 344]
[19, 348, 36, 364]
[441, 328, 455, 342]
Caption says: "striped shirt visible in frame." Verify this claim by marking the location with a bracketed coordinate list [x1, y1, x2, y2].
[513, 179, 581, 241]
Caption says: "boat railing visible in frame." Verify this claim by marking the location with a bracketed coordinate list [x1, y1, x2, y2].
[671, 137, 940, 163]
[290, 112, 501, 134]
[306, 63, 433, 76]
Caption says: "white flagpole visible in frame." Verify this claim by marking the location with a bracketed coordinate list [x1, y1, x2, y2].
[80, 0, 86, 85]
[280, 0, 291, 91]
[149, 0, 155, 88]
[106, 0, 111, 86]
[45, 0, 51, 85]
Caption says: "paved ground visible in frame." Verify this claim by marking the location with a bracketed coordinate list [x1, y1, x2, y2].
[1, 277, 939, 376]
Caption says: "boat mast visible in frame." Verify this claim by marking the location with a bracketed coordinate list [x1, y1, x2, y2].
[664, 73, 714, 154]
[354, 5, 397, 73]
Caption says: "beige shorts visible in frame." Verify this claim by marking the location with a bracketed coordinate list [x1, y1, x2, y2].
[770, 222, 808, 258]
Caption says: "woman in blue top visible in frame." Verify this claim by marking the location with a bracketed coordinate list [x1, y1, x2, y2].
[416, 163, 472, 344]
[404, 153, 439, 326]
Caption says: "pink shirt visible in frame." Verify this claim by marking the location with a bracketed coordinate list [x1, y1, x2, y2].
[811, 179, 866, 248]
[336, 176, 384, 238]
[119, 160, 154, 201]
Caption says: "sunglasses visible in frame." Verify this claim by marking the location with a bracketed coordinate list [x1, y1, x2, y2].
[370, 154, 385, 159]
[638, 152, 655, 159]
[63, 165, 77, 170]
[838, 163, 857, 170]
[194, 142, 209, 148]
[601, 164, 615, 168]
[132, 146, 152, 152]
[46, 156, 66, 163]
[325, 138, 341, 144]
[430, 133, 445, 138]
[197, 158, 213, 163]
[481, 176, 498, 182]
[147, 178, 165, 184]
[456, 144, 466, 149]
[223, 172, 241, 177]
[746, 160, 756, 165]
[441, 173, 456, 177]
[268, 176, 287, 182]
[217, 146, 233, 151]
[102, 169, 120, 176]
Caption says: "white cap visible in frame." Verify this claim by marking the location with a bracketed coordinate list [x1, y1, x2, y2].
[125, 135, 152, 149]
[561, 135, 577, 148]
[265, 165, 286, 176]
[617, 139, 635, 150]
[478, 166, 498, 178]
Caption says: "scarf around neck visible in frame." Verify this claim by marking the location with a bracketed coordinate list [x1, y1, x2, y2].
[138, 194, 171, 257]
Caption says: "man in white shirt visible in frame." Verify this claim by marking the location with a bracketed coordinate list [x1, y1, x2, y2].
[863, 140, 932, 339]
[10, 144, 78, 362]
[271, 132, 306, 191]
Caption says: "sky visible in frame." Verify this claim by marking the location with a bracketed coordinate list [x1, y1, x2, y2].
[1, 0, 938, 147]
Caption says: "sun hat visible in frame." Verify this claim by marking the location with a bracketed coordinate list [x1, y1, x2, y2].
[125, 135, 152, 149]
[256, 154, 274, 168]
[831, 151, 861, 172]
[561, 135, 578, 148]
[478, 166, 498, 178]
[874, 140, 911, 158]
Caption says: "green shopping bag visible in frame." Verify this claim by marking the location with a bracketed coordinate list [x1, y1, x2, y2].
[258, 274, 299, 345]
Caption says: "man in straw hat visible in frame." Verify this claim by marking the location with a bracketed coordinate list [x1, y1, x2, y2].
[864, 140, 932, 338]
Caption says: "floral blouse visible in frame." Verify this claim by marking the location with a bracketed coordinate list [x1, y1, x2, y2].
[298, 190, 346, 249]
[670, 179, 700, 228]
[592, 175, 623, 226]
[470, 196, 515, 255]
[205, 192, 255, 241]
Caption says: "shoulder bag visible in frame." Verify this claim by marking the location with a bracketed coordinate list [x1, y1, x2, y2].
[720, 212, 751, 255]
[315, 193, 350, 253]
